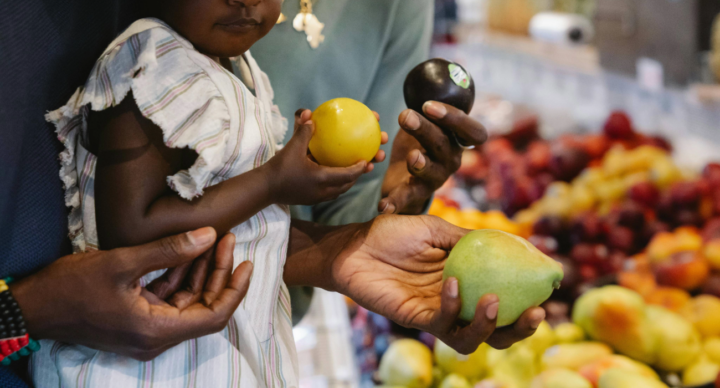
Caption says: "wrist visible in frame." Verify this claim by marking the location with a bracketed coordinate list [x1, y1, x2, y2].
[257, 162, 281, 205]
[10, 276, 55, 340]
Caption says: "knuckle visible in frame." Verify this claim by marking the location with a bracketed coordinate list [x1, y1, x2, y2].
[159, 235, 185, 260]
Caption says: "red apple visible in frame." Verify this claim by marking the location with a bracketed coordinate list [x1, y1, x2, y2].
[629, 181, 660, 207]
[549, 145, 590, 182]
[607, 226, 636, 253]
[525, 141, 552, 175]
[653, 251, 711, 291]
[603, 111, 635, 139]
[581, 134, 611, 160]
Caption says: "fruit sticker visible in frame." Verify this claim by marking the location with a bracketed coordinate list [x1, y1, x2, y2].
[449, 63, 471, 89]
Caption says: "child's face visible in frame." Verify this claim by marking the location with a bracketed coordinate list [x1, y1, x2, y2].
[158, 0, 282, 58]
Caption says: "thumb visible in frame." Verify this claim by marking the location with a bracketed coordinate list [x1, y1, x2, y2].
[425, 215, 469, 251]
[117, 227, 218, 282]
[379, 181, 432, 215]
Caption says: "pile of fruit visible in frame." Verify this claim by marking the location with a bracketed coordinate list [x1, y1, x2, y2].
[377, 285, 720, 388]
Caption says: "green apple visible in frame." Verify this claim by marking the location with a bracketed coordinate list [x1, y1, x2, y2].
[444, 229, 564, 326]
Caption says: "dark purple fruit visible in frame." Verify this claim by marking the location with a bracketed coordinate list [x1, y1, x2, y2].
[404, 58, 476, 114]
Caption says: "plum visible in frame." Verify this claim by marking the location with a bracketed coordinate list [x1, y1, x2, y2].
[404, 58, 475, 114]
[549, 145, 591, 182]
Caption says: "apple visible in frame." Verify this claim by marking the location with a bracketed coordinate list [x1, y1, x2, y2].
[581, 134, 611, 160]
[629, 181, 660, 207]
[525, 141, 552, 175]
[603, 111, 635, 139]
[653, 251, 711, 291]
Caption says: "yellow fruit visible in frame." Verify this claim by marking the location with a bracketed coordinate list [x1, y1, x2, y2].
[598, 368, 669, 388]
[541, 342, 613, 371]
[434, 340, 488, 380]
[530, 368, 592, 388]
[378, 339, 433, 388]
[705, 337, 720, 364]
[594, 178, 626, 203]
[645, 305, 702, 371]
[521, 321, 556, 355]
[491, 345, 537, 388]
[481, 211, 522, 236]
[439, 374, 473, 388]
[650, 157, 682, 189]
[569, 185, 597, 214]
[682, 355, 720, 387]
[309, 98, 381, 167]
[554, 323, 586, 344]
[578, 355, 659, 386]
[681, 295, 720, 338]
[704, 239, 720, 270]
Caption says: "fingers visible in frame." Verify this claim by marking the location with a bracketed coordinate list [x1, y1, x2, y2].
[145, 261, 194, 301]
[432, 278, 462, 334]
[486, 307, 546, 350]
[438, 293, 500, 355]
[118, 228, 218, 282]
[372, 149, 386, 163]
[422, 101, 488, 147]
[290, 120, 315, 150]
[381, 131, 389, 145]
[373, 111, 380, 122]
[406, 149, 446, 184]
[319, 160, 367, 186]
[162, 260, 254, 343]
[293, 109, 312, 133]
[378, 180, 433, 215]
[423, 215, 471, 251]
[399, 109, 456, 162]
[201, 234, 237, 306]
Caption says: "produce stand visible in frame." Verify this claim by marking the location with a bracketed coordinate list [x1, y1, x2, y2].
[296, 6, 720, 388]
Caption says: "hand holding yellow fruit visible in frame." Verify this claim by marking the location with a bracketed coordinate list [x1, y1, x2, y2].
[309, 98, 383, 167]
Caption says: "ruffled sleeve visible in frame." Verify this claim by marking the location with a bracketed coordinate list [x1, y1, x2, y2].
[47, 19, 233, 201]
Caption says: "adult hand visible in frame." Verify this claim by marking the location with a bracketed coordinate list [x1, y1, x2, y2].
[331, 215, 545, 353]
[10, 227, 252, 361]
[379, 102, 487, 215]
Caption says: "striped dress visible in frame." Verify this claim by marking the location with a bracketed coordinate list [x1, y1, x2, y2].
[32, 18, 297, 388]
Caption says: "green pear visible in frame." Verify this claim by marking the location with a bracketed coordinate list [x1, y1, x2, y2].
[378, 339, 433, 388]
[439, 374, 473, 388]
[598, 368, 669, 388]
[530, 368, 592, 388]
[444, 230, 564, 326]
[645, 305, 702, 372]
[572, 286, 658, 364]
[434, 339, 488, 380]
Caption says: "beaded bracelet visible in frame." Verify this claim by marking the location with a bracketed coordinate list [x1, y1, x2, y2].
[0, 278, 40, 365]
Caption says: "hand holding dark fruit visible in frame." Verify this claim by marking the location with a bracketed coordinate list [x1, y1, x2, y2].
[403, 58, 475, 114]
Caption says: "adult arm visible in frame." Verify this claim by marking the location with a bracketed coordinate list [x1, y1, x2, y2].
[309, 0, 434, 225]
[9, 228, 252, 361]
[284, 215, 546, 353]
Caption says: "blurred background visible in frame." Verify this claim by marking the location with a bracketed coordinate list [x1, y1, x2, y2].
[295, 2, 720, 388]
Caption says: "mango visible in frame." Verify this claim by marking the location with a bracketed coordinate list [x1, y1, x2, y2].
[705, 337, 720, 364]
[645, 305, 702, 371]
[578, 355, 659, 386]
[530, 369, 592, 388]
[681, 295, 720, 338]
[521, 321, 556, 355]
[444, 230, 564, 326]
[598, 368, 669, 388]
[541, 342, 613, 371]
[378, 339, 433, 388]
[491, 345, 538, 388]
[573, 286, 658, 364]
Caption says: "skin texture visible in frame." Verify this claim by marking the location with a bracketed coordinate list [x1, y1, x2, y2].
[380, 101, 487, 215]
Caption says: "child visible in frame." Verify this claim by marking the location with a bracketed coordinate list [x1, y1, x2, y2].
[34, 1, 385, 386]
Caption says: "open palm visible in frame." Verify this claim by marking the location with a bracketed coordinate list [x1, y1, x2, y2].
[332, 215, 546, 353]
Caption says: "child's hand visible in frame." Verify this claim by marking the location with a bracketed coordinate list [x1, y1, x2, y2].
[266, 109, 388, 205]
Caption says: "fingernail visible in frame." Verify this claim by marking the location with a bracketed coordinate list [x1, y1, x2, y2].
[486, 302, 499, 320]
[412, 153, 426, 170]
[423, 101, 447, 119]
[381, 202, 389, 212]
[187, 228, 215, 246]
[403, 111, 421, 130]
[531, 311, 546, 329]
[449, 278, 458, 299]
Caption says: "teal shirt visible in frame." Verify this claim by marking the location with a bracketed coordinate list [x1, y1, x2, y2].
[252, 0, 434, 225]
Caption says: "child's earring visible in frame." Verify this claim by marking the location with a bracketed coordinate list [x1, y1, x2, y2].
[277, 0, 287, 24]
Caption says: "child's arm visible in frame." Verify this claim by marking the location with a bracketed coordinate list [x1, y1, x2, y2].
[91, 96, 380, 250]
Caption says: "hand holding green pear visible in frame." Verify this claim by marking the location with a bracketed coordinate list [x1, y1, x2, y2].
[443, 230, 564, 327]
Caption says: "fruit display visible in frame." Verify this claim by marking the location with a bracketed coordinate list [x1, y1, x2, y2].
[444, 229, 564, 326]
[376, 287, 720, 388]
[309, 98, 382, 167]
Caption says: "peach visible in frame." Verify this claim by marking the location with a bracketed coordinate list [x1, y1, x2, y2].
[618, 271, 657, 297]
[704, 239, 720, 270]
[681, 295, 720, 338]
[653, 251, 710, 291]
[644, 287, 691, 312]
